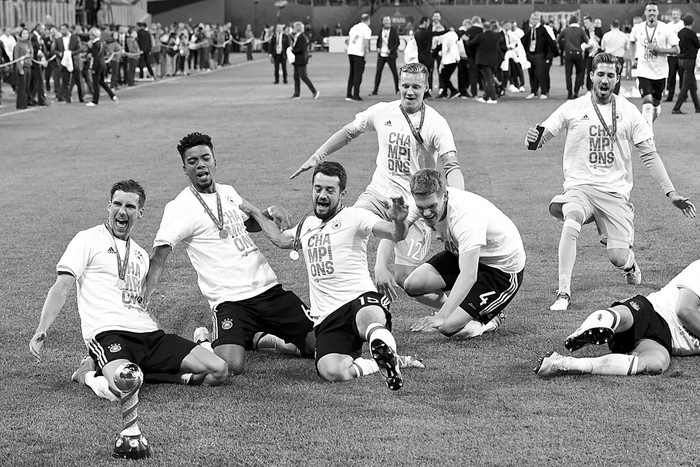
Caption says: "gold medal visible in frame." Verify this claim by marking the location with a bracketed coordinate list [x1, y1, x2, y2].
[117, 279, 127, 290]
[289, 250, 300, 261]
[219, 229, 229, 239]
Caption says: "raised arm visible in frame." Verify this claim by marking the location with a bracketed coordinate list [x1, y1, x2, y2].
[370, 197, 409, 242]
[290, 124, 361, 179]
[30, 274, 76, 361]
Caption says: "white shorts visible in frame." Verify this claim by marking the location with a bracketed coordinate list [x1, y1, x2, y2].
[549, 185, 634, 249]
[355, 190, 432, 267]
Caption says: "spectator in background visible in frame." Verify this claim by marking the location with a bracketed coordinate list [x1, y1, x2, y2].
[671, 14, 700, 115]
[502, 19, 526, 93]
[29, 23, 48, 106]
[600, 20, 629, 95]
[290, 21, 320, 100]
[456, 18, 472, 98]
[14, 28, 33, 109]
[665, 8, 684, 102]
[150, 23, 163, 78]
[558, 15, 589, 100]
[136, 22, 155, 80]
[582, 16, 599, 91]
[86, 26, 117, 106]
[269, 23, 289, 85]
[345, 14, 371, 101]
[54, 23, 84, 103]
[430, 11, 445, 94]
[244, 24, 254, 61]
[334, 23, 343, 36]
[107, 30, 123, 89]
[370, 16, 400, 96]
[124, 27, 140, 86]
[414, 16, 448, 98]
[522, 12, 558, 100]
[466, 20, 506, 104]
[437, 25, 460, 99]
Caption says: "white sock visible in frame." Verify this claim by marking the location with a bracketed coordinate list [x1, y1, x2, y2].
[254, 332, 301, 356]
[199, 341, 213, 352]
[451, 320, 485, 339]
[365, 323, 397, 352]
[578, 308, 621, 332]
[653, 104, 661, 121]
[558, 219, 581, 295]
[641, 103, 655, 130]
[569, 354, 639, 375]
[352, 357, 379, 377]
[85, 372, 119, 402]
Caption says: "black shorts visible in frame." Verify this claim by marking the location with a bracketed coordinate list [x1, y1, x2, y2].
[427, 250, 523, 324]
[89, 330, 196, 375]
[212, 284, 313, 350]
[637, 77, 665, 101]
[314, 292, 391, 363]
[608, 295, 672, 356]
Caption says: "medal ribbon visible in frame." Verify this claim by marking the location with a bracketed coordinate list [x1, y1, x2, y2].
[645, 24, 657, 49]
[591, 94, 617, 143]
[189, 185, 226, 235]
[106, 224, 130, 284]
[400, 103, 425, 145]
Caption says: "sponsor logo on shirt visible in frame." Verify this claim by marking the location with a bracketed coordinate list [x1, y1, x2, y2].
[108, 247, 116, 254]
[108, 343, 122, 353]
[581, 114, 589, 120]
[384, 120, 392, 126]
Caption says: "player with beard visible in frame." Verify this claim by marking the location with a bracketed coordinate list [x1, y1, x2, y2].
[241, 162, 421, 390]
[143, 132, 316, 376]
[525, 53, 695, 312]
[291, 63, 464, 307]
[629, 2, 680, 131]
[30, 180, 227, 403]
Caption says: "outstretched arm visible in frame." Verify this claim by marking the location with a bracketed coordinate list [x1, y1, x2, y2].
[290, 124, 361, 179]
[30, 274, 75, 361]
[239, 198, 295, 249]
[636, 139, 696, 218]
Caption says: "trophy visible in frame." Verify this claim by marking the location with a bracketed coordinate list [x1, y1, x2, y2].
[112, 363, 152, 460]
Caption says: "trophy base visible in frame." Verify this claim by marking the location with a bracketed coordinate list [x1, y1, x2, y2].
[112, 433, 152, 460]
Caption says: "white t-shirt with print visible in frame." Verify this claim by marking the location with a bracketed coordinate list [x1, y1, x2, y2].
[630, 21, 679, 79]
[347, 22, 372, 57]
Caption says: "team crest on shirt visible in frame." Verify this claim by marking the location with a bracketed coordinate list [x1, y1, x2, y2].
[108, 343, 122, 353]
[221, 318, 234, 330]
[615, 113, 622, 122]
[331, 219, 342, 230]
[226, 195, 236, 206]
[134, 250, 143, 261]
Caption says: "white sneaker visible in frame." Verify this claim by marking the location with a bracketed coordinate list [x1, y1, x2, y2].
[525, 93, 537, 100]
[476, 97, 487, 103]
[313, 91, 320, 99]
[507, 84, 518, 93]
[193, 326, 210, 344]
[534, 352, 569, 377]
[397, 355, 425, 369]
[625, 262, 642, 285]
[483, 313, 505, 333]
[112, 96, 119, 104]
[85, 102, 97, 107]
[539, 94, 548, 100]
[71, 356, 95, 384]
[550, 292, 570, 311]
[519, 86, 525, 92]
[486, 99, 497, 105]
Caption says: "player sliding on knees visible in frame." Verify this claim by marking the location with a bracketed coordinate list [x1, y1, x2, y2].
[290, 63, 465, 306]
[525, 52, 695, 312]
[241, 162, 423, 390]
[29, 180, 228, 404]
[536, 258, 700, 377]
[405, 169, 526, 339]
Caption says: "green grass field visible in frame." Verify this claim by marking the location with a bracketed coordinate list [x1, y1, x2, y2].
[2, 52, 700, 466]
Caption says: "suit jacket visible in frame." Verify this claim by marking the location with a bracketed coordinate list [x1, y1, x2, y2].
[53, 34, 82, 67]
[375, 26, 399, 60]
[291, 32, 309, 66]
[414, 26, 447, 63]
[468, 30, 506, 68]
[521, 24, 558, 60]
[136, 28, 151, 54]
[90, 39, 106, 71]
[464, 25, 483, 59]
[270, 32, 290, 58]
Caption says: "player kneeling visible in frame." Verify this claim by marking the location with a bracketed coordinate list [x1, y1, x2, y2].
[241, 162, 423, 390]
[536, 259, 700, 377]
[405, 169, 526, 339]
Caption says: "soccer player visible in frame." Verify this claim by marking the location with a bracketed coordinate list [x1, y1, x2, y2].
[143, 132, 315, 375]
[405, 169, 526, 339]
[29, 180, 228, 402]
[525, 52, 695, 312]
[242, 161, 420, 390]
[536, 259, 700, 377]
[629, 2, 680, 130]
[291, 62, 464, 304]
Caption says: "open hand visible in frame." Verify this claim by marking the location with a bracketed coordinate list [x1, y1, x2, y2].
[29, 330, 47, 361]
[410, 314, 445, 332]
[290, 154, 321, 180]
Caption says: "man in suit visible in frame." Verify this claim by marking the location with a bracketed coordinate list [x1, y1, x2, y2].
[521, 12, 558, 99]
[269, 23, 290, 84]
[370, 16, 400, 96]
[464, 16, 484, 99]
[53, 23, 84, 103]
[29, 24, 48, 106]
[290, 21, 320, 100]
[136, 22, 155, 80]
[466, 20, 506, 103]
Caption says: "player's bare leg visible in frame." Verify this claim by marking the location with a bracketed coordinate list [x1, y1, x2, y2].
[179, 345, 228, 386]
[214, 343, 247, 375]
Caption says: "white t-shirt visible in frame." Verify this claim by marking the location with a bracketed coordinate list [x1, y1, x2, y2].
[347, 101, 457, 200]
[154, 184, 278, 309]
[57, 224, 157, 344]
[291, 207, 380, 325]
[541, 93, 653, 199]
[647, 260, 700, 356]
[630, 21, 679, 79]
[347, 22, 371, 57]
[440, 30, 460, 65]
[408, 188, 526, 273]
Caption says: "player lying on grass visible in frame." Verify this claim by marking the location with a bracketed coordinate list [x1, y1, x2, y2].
[536, 259, 700, 377]
[29, 180, 227, 402]
[241, 161, 423, 390]
[525, 52, 696, 312]
[405, 169, 526, 339]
